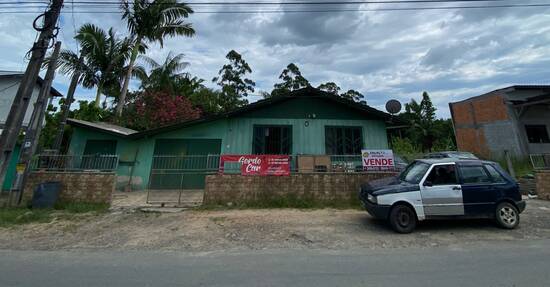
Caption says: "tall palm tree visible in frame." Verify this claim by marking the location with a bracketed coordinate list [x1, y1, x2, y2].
[57, 24, 132, 107]
[137, 52, 189, 94]
[118, 0, 195, 116]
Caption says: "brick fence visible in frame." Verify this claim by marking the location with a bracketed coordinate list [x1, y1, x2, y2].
[203, 172, 397, 206]
[23, 171, 116, 204]
[535, 170, 550, 200]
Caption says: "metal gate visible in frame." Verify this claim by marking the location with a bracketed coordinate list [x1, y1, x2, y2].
[146, 155, 220, 205]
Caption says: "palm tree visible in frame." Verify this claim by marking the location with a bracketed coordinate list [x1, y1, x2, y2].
[57, 24, 132, 107]
[118, 0, 195, 116]
[137, 52, 189, 94]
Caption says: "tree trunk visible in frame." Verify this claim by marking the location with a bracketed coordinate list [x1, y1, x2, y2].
[117, 40, 140, 117]
[94, 84, 102, 107]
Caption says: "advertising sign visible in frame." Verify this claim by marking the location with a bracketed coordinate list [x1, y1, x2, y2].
[219, 155, 290, 176]
[362, 149, 395, 170]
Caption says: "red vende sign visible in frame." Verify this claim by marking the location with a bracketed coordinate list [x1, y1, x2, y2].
[219, 155, 290, 176]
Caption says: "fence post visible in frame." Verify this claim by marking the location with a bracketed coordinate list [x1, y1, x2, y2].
[504, 150, 516, 179]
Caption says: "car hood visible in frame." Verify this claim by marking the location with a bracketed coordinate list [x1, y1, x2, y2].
[360, 176, 419, 196]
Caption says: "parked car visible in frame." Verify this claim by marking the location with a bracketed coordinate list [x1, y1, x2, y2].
[423, 151, 478, 160]
[359, 159, 525, 233]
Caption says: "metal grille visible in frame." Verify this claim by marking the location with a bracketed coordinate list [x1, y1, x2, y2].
[530, 154, 550, 170]
[30, 154, 119, 172]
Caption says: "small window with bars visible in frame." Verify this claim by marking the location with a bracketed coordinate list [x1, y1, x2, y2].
[325, 126, 363, 155]
[252, 125, 292, 155]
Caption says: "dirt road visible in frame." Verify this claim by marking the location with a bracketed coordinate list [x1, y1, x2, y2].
[1, 199, 550, 252]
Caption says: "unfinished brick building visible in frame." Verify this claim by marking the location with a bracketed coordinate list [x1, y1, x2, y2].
[449, 85, 550, 159]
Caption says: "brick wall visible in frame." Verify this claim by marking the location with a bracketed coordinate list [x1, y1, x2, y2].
[535, 170, 550, 200]
[451, 93, 511, 158]
[23, 171, 115, 204]
[203, 173, 397, 206]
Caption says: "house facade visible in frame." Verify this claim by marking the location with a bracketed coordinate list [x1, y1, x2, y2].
[449, 85, 550, 159]
[67, 88, 394, 191]
[1, 71, 64, 191]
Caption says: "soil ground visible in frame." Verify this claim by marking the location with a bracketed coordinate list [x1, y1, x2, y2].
[1, 196, 550, 252]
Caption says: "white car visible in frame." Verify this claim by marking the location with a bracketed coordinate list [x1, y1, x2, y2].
[359, 159, 526, 233]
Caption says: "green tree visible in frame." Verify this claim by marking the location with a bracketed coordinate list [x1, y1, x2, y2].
[400, 91, 453, 152]
[55, 24, 131, 107]
[317, 82, 340, 95]
[212, 50, 255, 112]
[118, 0, 195, 116]
[270, 63, 310, 97]
[137, 52, 189, 94]
[341, 89, 365, 103]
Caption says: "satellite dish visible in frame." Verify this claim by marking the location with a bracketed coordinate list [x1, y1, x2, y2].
[385, 99, 402, 115]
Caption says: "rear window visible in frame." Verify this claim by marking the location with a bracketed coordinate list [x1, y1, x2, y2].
[484, 164, 507, 183]
[460, 166, 492, 184]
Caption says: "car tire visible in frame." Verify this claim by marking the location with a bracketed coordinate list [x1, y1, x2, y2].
[495, 202, 520, 229]
[389, 204, 417, 234]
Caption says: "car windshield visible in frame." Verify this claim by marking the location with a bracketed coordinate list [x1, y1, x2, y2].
[399, 161, 430, 184]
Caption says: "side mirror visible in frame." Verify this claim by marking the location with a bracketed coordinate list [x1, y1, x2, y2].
[424, 181, 433, 187]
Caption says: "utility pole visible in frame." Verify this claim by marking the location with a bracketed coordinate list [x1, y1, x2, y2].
[0, 0, 64, 192]
[52, 54, 83, 152]
[10, 42, 61, 205]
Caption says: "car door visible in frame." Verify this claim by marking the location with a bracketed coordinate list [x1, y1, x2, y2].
[420, 163, 464, 216]
[458, 164, 495, 216]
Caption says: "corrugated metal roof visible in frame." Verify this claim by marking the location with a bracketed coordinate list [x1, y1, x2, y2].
[67, 119, 138, 136]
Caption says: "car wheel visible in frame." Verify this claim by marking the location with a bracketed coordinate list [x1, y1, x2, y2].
[495, 202, 520, 229]
[389, 204, 417, 234]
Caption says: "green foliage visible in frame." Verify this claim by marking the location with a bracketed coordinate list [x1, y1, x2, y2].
[495, 156, 534, 178]
[398, 91, 455, 153]
[118, 0, 195, 115]
[213, 50, 255, 112]
[187, 87, 223, 115]
[53, 24, 132, 106]
[137, 52, 189, 94]
[0, 203, 108, 227]
[317, 82, 341, 95]
[39, 100, 113, 151]
[0, 208, 52, 227]
[341, 89, 365, 103]
[270, 63, 310, 97]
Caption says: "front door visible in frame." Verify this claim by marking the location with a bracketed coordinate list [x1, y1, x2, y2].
[420, 164, 464, 216]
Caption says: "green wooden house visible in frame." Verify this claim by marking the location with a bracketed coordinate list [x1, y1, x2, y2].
[67, 87, 395, 190]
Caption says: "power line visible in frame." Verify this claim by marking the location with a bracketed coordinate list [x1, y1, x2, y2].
[2, 2, 550, 14]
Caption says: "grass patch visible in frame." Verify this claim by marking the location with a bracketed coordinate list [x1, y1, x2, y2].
[0, 202, 109, 227]
[495, 156, 534, 178]
[0, 208, 53, 227]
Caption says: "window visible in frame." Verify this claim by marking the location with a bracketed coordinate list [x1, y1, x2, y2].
[460, 166, 492, 184]
[484, 164, 507, 183]
[253, 125, 292, 154]
[399, 161, 430, 184]
[83, 140, 117, 155]
[525, 125, 550, 143]
[325, 126, 363, 155]
[425, 164, 458, 186]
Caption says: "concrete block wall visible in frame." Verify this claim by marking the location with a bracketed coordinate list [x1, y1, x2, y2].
[536, 170, 550, 200]
[23, 172, 115, 204]
[203, 173, 397, 206]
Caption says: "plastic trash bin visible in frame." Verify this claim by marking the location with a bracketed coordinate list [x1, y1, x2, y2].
[31, 181, 61, 208]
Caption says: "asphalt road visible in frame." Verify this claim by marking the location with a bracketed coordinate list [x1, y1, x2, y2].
[1, 240, 549, 287]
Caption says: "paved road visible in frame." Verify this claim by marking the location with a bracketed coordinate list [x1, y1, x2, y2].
[1, 240, 549, 287]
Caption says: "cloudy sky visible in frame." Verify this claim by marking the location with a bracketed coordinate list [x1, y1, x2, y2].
[2, 0, 550, 118]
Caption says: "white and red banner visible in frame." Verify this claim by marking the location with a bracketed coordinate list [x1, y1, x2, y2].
[219, 155, 291, 176]
[362, 149, 395, 170]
